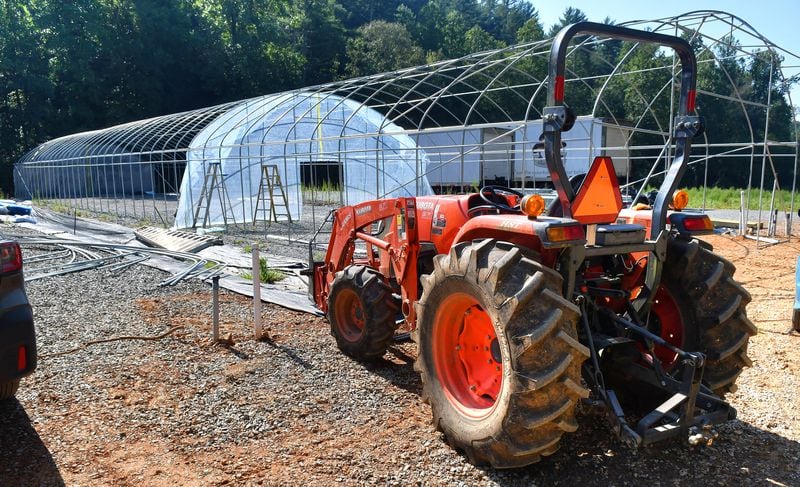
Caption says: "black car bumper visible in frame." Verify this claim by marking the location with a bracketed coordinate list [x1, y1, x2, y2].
[0, 305, 36, 383]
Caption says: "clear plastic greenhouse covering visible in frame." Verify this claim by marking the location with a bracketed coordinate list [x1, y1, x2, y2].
[13, 10, 800, 238]
[174, 91, 433, 229]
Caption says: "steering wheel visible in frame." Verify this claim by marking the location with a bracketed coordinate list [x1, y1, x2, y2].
[478, 185, 524, 213]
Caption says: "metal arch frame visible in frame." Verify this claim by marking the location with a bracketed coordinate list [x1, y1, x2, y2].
[14, 10, 800, 244]
[621, 11, 799, 240]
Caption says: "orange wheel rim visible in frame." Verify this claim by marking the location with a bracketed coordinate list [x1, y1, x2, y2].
[432, 292, 502, 418]
[647, 286, 684, 369]
[334, 288, 365, 342]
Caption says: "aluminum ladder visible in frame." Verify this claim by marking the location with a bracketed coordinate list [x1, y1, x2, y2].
[253, 164, 292, 225]
[192, 162, 233, 229]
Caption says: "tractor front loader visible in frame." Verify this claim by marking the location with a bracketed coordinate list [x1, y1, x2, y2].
[308, 22, 755, 468]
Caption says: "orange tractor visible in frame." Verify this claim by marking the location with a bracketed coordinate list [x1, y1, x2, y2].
[308, 22, 755, 468]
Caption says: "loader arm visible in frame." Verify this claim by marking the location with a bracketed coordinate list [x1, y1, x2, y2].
[316, 198, 419, 325]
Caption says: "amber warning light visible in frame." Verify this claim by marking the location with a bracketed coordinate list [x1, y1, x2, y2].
[520, 194, 546, 218]
[671, 189, 689, 210]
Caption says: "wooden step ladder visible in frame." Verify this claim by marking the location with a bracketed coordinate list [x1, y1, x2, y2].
[192, 162, 234, 229]
[253, 164, 293, 225]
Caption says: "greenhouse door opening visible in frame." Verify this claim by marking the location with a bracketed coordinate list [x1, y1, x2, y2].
[300, 160, 342, 189]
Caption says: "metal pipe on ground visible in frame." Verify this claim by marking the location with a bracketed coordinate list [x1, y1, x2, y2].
[16, 237, 225, 286]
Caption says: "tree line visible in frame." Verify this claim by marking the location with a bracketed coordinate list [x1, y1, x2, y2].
[0, 1, 794, 192]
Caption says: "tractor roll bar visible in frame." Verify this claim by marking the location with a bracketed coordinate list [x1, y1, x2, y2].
[543, 21, 701, 238]
[546, 22, 697, 109]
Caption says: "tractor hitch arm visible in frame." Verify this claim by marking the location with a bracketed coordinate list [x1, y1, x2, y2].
[580, 297, 736, 449]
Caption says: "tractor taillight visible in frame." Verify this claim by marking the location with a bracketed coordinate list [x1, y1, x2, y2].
[683, 215, 713, 232]
[17, 345, 26, 372]
[546, 224, 585, 243]
[0, 242, 22, 274]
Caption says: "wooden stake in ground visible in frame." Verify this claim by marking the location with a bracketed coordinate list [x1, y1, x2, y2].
[252, 243, 263, 339]
[793, 256, 800, 332]
[212, 275, 220, 341]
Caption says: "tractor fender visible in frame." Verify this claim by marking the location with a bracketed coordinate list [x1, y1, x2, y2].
[452, 214, 584, 258]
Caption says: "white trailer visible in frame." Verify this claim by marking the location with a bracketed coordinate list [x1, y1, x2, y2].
[413, 117, 631, 188]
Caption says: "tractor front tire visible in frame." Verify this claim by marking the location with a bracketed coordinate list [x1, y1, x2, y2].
[662, 237, 757, 396]
[327, 265, 399, 361]
[0, 380, 19, 401]
[414, 239, 589, 468]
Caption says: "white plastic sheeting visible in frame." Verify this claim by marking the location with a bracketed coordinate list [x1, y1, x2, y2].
[174, 92, 432, 229]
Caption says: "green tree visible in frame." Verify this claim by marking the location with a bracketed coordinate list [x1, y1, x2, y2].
[441, 10, 468, 57]
[0, 0, 53, 189]
[463, 25, 505, 54]
[394, 3, 418, 37]
[515, 15, 544, 43]
[115, 0, 228, 116]
[417, 0, 447, 51]
[211, 0, 304, 98]
[345, 20, 425, 76]
[297, 0, 347, 85]
[480, 0, 534, 44]
[547, 6, 587, 37]
[341, 0, 401, 29]
[41, 0, 109, 131]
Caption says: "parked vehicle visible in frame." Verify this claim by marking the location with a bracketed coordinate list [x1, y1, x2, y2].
[0, 239, 36, 401]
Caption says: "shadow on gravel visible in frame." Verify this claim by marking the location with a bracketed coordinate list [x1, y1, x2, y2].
[263, 340, 313, 369]
[0, 398, 64, 487]
[219, 343, 251, 359]
[478, 412, 800, 485]
[365, 346, 423, 396]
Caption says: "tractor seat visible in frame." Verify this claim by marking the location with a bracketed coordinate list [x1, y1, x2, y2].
[594, 223, 645, 246]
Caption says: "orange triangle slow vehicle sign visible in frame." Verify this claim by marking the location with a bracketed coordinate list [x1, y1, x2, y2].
[571, 156, 623, 225]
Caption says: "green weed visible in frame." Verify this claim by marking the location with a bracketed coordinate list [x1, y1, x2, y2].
[258, 257, 285, 283]
[241, 257, 285, 284]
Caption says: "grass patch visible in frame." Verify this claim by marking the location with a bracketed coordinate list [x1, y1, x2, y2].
[301, 180, 341, 194]
[302, 181, 341, 204]
[684, 187, 796, 210]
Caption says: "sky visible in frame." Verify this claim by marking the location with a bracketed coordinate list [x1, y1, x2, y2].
[532, 1, 800, 111]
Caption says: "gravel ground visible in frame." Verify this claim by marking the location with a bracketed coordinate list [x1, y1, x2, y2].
[0, 226, 798, 486]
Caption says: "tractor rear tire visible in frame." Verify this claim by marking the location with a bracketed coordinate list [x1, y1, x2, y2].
[662, 236, 756, 396]
[0, 380, 19, 401]
[414, 239, 589, 468]
[327, 265, 400, 361]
